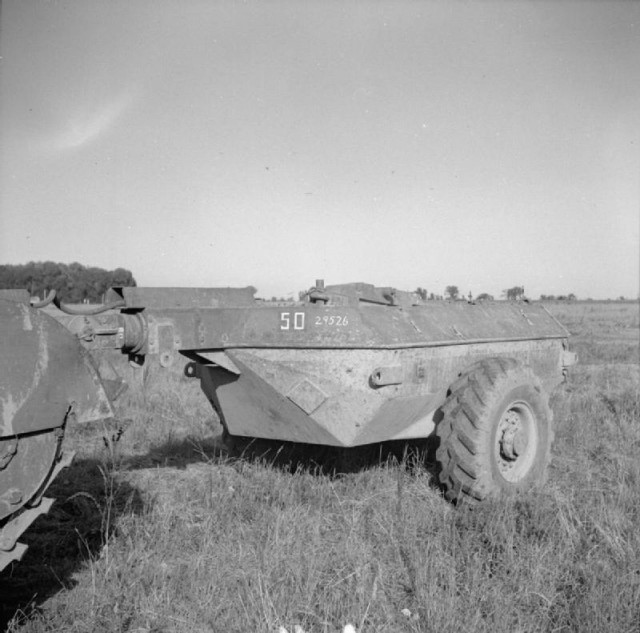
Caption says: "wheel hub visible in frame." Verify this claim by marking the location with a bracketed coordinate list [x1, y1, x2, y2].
[496, 405, 534, 481]
[500, 410, 527, 461]
[500, 423, 528, 460]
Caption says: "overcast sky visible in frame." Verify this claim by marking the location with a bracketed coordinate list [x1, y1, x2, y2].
[1, 0, 638, 300]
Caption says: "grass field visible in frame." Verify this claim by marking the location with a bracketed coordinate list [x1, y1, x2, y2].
[1, 301, 638, 632]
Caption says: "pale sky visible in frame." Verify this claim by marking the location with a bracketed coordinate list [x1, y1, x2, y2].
[1, 0, 638, 300]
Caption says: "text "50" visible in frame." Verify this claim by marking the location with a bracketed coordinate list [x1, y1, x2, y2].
[280, 312, 305, 330]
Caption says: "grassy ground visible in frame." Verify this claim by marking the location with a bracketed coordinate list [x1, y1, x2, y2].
[1, 301, 638, 632]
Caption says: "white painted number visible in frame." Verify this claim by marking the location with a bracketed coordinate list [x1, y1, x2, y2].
[314, 315, 349, 326]
[280, 312, 305, 330]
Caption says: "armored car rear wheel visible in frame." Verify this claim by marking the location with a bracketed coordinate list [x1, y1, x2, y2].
[435, 358, 553, 504]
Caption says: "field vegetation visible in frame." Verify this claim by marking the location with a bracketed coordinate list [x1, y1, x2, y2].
[1, 301, 638, 632]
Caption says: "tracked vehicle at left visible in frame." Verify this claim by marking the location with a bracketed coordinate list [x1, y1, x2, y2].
[0, 291, 114, 570]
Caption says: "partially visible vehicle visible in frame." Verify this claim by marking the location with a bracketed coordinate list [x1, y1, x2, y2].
[0, 291, 113, 570]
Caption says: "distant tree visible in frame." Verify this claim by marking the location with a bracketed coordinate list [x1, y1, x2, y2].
[476, 293, 494, 301]
[445, 285, 459, 300]
[503, 286, 525, 301]
[0, 261, 136, 303]
[540, 294, 555, 301]
[110, 267, 136, 288]
[415, 287, 428, 301]
[567, 293, 577, 301]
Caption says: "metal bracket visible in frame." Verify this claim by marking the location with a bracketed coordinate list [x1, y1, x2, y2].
[195, 351, 241, 375]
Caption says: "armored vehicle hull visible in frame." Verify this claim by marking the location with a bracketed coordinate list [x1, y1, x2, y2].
[181, 300, 570, 447]
[174, 286, 575, 502]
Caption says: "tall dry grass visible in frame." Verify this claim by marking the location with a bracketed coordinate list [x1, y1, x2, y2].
[1, 301, 638, 632]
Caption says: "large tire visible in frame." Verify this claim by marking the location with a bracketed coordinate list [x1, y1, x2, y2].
[435, 358, 553, 504]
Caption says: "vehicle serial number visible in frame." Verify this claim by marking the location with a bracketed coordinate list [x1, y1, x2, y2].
[314, 315, 349, 326]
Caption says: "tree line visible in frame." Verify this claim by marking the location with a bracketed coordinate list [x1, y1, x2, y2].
[0, 261, 136, 303]
[420, 286, 579, 302]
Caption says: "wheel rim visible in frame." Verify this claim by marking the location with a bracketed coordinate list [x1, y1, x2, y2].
[494, 400, 538, 482]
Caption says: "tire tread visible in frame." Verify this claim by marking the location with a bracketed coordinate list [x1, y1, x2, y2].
[435, 357, 552, 505]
